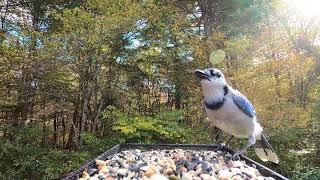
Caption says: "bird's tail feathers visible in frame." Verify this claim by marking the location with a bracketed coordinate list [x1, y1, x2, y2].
[254, 134, 279, 164]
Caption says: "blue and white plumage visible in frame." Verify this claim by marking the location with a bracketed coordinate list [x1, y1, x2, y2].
[232, 90, 256, 118]
[195, 68, 279, 163]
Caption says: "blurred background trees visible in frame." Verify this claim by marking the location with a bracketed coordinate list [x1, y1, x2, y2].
[0, 0, 320, 179]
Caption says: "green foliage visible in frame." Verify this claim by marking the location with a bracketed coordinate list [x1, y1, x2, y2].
[103, 107, 212, 145]
[103, 108, 199, 144]
[292, 167, 320, 180]
[81, 132, 105, 155]
[0, 124, 94, 179]
[1, 0, 320, 179]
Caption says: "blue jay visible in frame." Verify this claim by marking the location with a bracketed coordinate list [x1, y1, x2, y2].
[195, 68, 279, 163]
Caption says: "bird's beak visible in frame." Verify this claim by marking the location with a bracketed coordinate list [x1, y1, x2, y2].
[195, 69, 211, 80]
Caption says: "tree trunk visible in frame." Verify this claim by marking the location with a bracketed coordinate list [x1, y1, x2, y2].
[198, 0, 223, 60]
[274, 71, 281, 98]
[66, 100, 80, 149]
[91, 98, 104, 133]
[53, 113, 58, 147]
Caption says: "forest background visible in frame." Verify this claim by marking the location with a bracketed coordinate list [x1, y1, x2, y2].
[1, 0, 320, 179]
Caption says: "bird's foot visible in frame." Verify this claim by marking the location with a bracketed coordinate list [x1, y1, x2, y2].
[232, 151, 243, 161]
[216, 142, 226, 151]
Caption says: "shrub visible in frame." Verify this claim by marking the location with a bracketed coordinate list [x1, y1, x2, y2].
[292, 167, 320, 180]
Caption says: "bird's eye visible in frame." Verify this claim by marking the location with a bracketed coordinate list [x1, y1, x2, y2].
[209, 69, 215, 76]
[216, 73, 221, 78]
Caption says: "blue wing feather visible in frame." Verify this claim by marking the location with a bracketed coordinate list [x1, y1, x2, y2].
[232, 90, 256, 118]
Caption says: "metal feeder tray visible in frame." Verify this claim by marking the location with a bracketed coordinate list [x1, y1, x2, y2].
[62, 143, 289, 180]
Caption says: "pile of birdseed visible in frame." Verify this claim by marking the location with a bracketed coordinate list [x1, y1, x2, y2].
[78, 149, 276, 180]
